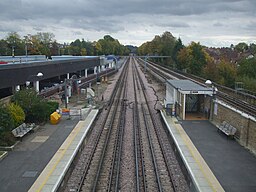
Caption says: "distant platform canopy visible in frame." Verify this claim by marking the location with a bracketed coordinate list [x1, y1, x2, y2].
[167, 79, 213, 95]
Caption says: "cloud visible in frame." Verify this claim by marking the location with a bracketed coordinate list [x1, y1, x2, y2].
[0, 0, 255, 47]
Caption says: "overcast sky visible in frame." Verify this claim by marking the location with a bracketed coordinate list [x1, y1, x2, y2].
[0, 0, 255, 47]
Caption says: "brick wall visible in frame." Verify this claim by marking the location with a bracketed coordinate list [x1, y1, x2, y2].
[212, 101, 256, 155]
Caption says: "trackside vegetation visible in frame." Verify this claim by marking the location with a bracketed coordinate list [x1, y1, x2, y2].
[138, 31, 256, 93]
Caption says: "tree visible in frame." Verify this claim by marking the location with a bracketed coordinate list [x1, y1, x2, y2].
[177, 47, 191, 71]
[138, 31, 177, 65]
[0, 39, 9, 55]
[5, 32, 24, 56]
[238, 57, 256, 79]
[203, 60, 218, 81]
[0, 103, 16, 146]
[80, 48, 87, 56]
[173, 37, 184, 68]
[235, 42, 248, 53]
[249, 43, 256, 54]
[217, 60, 237, 87]
[177, 42, 208, 75]
[96, 35, 129, 55]
[0, 104, 15, 132]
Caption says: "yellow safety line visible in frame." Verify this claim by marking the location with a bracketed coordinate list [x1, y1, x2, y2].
[174, 123, 217, 191]
[164, 111, 222, 192]
[37, 120, 86, 192]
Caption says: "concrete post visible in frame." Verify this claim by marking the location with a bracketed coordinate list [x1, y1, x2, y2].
[94, 67, 97, 74]
[67, 73, 70, 79]
[183, 94, 186, 120]
[85, 69, 88, 78]
[35, 81, 40, 92]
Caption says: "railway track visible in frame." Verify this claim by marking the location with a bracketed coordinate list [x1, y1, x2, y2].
[141, 59, 256, 118]
[133, 57, 188, 191]
[64, 56, 188, 191]
[64, 59, 129, 191]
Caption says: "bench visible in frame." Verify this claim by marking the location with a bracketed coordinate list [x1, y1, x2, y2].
[11, 123, 35, 141]
[217, 121, 237, 138]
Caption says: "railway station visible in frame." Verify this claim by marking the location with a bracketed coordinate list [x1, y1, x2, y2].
[0, 56, 256, 192]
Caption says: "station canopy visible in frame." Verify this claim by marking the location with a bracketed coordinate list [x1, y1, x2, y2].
[167, 79, 213, 95]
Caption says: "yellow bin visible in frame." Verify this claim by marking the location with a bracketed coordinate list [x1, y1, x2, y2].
[50, 112, 61, 125]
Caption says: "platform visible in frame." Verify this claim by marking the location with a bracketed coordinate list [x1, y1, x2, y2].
[29, 109, 98, 192]
[182, 120, 256, 192]
[160, 110, 224, 192]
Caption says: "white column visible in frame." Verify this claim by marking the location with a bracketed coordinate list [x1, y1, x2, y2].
[35, 81, 40, 92]
[85, 69, 88, 78]
[94, 66, 97, 74]
[67, 73, 70, 79]
[183, 94, 186, 120]
[98, 66, 101, 73]
[15, 85, 20, 92]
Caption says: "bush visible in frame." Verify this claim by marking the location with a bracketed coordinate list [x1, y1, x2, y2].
[0, 104, 16, 146]
[11, 89, 40, 116]
[7, 103, 25, 127]
[0, 131, 16, 146]
[12, 89, 60, 123]
[0, 104, 15, 132]
[47, 101, 59, 113]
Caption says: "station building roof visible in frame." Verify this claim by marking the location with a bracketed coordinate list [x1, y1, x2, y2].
[167, 79, 213, 95]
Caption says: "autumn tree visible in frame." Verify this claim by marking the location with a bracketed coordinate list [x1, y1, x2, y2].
[138, 31, 177, 66]
[96, 35, 129, 55]
[172, 37, 184, 68]
[217, 60, 237, 87]
[177, 42, 208, 75]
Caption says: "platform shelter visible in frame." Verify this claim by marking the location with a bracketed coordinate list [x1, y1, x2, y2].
[165, 80, 213, 120]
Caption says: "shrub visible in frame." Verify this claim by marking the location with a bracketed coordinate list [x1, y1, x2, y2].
[11, 89, 40, 116]
[7, 103, 25, 127]
[0, 104, 16, 146]
[47, 101, 59, 113]
[0, 131, 16, 146]
[0, 104, 15, 132]
[12, 89, 60, 123]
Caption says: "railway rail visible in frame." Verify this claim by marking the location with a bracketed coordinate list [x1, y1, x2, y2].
[140, 59, 256, 118]
[63, 56, 188, 191]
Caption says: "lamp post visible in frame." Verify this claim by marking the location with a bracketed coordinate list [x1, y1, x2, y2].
[205, 80, 217, 120]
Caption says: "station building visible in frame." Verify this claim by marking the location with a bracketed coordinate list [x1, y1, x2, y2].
[165, 79, 214, 120]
